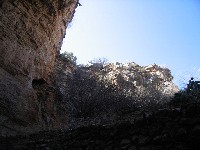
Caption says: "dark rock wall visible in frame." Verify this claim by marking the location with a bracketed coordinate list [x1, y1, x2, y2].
[0, 0, 78, 136]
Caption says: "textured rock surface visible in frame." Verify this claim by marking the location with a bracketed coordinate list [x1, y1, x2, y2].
[0, 0, 78, 136]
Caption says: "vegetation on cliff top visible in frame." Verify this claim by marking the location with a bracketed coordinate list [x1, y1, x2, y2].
[58, 52, 181, 123]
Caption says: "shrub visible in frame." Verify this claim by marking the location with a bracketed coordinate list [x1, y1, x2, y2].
[64, 63, 166, 121]
[60, 51, 77, 65]
[170, 78, 200, 106]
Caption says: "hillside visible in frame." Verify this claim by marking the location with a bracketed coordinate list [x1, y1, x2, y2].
[55, 56, 179, 125]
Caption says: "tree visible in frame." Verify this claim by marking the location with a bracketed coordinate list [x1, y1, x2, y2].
[60, 51, 77, 65]
[89, 58, 108, 65]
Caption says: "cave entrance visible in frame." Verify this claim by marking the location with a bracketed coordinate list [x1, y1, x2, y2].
[32, 78, 46, 89]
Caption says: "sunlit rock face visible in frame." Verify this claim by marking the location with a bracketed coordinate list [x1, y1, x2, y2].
[0, 0, 78, 136]
[88, 62, 179, 99]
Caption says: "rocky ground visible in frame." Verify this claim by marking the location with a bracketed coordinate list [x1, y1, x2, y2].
[1, 102, 200, 150]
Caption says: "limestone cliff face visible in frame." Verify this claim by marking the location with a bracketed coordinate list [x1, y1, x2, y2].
[0, 0, 78, 136]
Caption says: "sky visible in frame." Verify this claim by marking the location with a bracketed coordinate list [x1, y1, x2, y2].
[61, 0, 200, 88]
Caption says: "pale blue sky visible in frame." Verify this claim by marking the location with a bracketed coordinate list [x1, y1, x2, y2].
[61, 0, 200, 88]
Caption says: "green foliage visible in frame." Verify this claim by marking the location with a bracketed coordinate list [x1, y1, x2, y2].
[60, 51, 77, 65]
